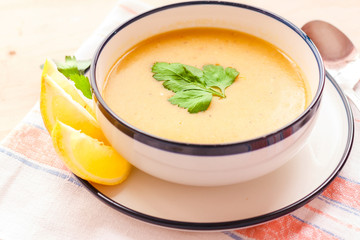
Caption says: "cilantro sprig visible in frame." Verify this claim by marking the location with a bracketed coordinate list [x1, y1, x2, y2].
[56, 56, 92, 99]
[152, 62, 239, 113]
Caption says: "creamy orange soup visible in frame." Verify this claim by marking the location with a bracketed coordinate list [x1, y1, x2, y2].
[103, 28, 310, 144]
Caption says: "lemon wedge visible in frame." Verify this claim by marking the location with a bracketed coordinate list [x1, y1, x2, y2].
[41, 59, 96, 118]
[51, 120, 131, 185]
[40, 73, 107, 143]
[40, 58, 130, 185]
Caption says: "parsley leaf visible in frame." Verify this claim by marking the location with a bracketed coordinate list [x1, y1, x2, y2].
[56, 56, 92, 99]
[162, 79, 204, 93]
[68, 74, 92, 99]
[152, 62, 203, 84]
[169, 89, 213, 113]
[152, 62, 239, 113]
[203, 65, 239, 96]
[57, 56, 91, 76]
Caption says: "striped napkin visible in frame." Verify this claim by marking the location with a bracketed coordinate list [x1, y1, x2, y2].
[1, 0, 360, 239]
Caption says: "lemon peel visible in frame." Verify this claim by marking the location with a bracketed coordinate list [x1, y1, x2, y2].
[51, 120, 131, 185]
[42, 58, 96, 118]
[40, 72, 107, 143]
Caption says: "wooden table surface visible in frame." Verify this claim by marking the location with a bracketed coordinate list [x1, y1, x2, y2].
[1, 0, 359, 141]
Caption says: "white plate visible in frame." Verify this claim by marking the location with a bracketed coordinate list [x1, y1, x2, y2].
[78, 73, 354, 231]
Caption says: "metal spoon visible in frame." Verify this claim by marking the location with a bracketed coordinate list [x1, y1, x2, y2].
[302, 20, 360, 111]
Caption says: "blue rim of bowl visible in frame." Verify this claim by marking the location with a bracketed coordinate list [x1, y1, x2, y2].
[90, 1, 326, 156]
[78, 69, 354, 231]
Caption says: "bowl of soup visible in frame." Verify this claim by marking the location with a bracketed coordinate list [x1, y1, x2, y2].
[90, 1, 325, 186]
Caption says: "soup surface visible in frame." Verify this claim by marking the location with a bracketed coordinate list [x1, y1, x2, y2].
[103, 28, 310, 144]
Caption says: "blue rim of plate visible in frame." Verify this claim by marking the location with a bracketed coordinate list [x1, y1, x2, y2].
[90, 0, 325, 156]
[77, 70, 354, 231]
[80, 1, 354, 231]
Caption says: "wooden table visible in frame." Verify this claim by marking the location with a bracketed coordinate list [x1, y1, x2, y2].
[1, 0, 359, 141]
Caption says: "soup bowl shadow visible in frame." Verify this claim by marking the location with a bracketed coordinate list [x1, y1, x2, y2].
[90, 1, 325, 186]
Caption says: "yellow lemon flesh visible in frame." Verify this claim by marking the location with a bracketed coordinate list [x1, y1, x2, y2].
[52, 120, 131, 185]
[40, 58, 130, 185]
[40, 73, 107, 143]
[41, 59, 96, 118]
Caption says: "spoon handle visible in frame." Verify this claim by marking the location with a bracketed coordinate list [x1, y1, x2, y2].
[343, 88, 360, 112]
[326, 55, 360, 90]
[327, 70, 360, 112]
[325, 55, 360, 112]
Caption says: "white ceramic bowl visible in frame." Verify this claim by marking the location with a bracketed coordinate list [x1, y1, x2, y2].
[90, 1, 325, 186]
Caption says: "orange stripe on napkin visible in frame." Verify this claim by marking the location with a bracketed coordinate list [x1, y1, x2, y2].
[235, 215, 337, 240]
[2, 124, 69, 171]
[322, 176, 360, 211]
[305, 204, 360, 232]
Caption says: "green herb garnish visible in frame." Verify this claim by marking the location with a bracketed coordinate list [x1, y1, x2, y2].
[152, 62, 239, 113]
[56, 56, 92, 99]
